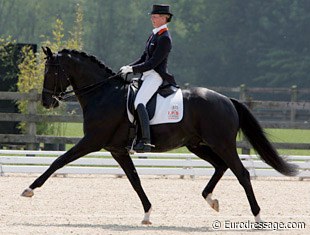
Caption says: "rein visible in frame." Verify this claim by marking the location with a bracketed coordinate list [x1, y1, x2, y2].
[54, 73, 123, 102]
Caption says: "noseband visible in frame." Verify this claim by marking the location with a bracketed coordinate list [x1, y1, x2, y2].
[43, 54, 124, 102]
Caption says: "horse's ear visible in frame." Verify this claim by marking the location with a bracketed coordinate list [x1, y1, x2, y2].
[42, 46, 47, 55]
[46, 47, 53, 57]
[42, 46, 53, 58]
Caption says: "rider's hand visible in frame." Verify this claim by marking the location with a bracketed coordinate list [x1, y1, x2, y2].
[120, 65, 133, 75]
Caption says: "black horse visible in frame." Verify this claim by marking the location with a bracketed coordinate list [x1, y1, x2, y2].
[22, 47, 298, 224]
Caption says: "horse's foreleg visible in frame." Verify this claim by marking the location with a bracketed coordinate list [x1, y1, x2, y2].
[187, 145, 227, 212]
[112, 152, 152, 225]
[21, 137, 99, 197]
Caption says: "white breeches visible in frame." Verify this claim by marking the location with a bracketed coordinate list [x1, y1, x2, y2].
[134, 70, 163, 109]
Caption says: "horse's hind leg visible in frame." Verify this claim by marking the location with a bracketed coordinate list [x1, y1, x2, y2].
[111, 151, 152, 225]
[216, 146, 262, 222]
[187, 145, 228, 212]
[21, 136, 100, 197]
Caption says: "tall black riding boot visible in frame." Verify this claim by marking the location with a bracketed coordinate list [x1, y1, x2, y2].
[133, 103, 152, 152]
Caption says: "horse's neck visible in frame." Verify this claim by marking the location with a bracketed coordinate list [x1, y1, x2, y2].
[63, 54, 126, 112]
[71, 67, 104, 89]
[64, 55, 104, 88]
[76, 78, 126, 111]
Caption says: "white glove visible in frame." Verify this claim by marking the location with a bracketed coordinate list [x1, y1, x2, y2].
[120, 65, 133, 75]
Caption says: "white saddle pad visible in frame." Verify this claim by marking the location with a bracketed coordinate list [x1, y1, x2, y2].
[127, 88, 184, 125]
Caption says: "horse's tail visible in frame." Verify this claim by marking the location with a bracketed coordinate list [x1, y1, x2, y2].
[230, 98, 298, 176]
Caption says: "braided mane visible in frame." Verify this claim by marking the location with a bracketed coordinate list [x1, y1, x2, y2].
[59, 49, 115, 75]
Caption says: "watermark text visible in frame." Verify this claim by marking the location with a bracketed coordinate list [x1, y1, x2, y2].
[211, 220, 306, 231]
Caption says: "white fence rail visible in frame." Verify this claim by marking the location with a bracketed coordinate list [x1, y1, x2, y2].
[0, 150, 309, 180]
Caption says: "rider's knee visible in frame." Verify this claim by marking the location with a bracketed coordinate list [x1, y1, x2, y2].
[134, 100, 146, 110]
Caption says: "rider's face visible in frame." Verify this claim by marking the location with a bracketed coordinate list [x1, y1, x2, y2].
[151, 14, 167, 28]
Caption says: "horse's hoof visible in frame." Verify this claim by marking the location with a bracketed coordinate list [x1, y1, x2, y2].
[206, 194, 219, 212]
[211, 199, 219, 212]
[141, 220, 152, 225]
[255, 212, 262, 223]
[21, 188, 34, 197]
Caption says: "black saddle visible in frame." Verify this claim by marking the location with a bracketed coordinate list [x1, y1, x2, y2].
[127, 80, 178, 121]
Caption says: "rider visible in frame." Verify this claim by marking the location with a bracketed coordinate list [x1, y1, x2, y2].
[120, 4, 176, 153]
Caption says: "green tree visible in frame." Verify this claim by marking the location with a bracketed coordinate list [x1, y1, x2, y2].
[1, 0, 310, 88]
[17, 3, 84, 135]
[253, 0, 310, 87]
[0, 36, 19, 91]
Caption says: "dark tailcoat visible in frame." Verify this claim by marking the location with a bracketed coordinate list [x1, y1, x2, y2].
[130, 28, 176, 85]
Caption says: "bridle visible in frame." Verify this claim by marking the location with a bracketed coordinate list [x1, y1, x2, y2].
[42, 55, 70, 102]
[43, 54, 125, 102]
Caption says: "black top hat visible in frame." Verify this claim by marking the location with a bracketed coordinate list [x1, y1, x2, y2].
[149, 4, 173, 22]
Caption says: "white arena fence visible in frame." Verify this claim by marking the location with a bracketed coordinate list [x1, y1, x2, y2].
[0, 150, 309, 180]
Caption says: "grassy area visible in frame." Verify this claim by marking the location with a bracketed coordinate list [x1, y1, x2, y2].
[64, 123, 310, 155]
[264, 128, 310, 156]
[64, 123, 84, 136]
[266, 128, 310, 143]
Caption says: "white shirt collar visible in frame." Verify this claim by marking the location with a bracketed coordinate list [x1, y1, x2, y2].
[152, 24, 168, 35]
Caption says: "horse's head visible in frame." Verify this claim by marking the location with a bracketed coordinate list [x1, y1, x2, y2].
[42, 47, 70, 109]
[42, 47, 121, 108]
